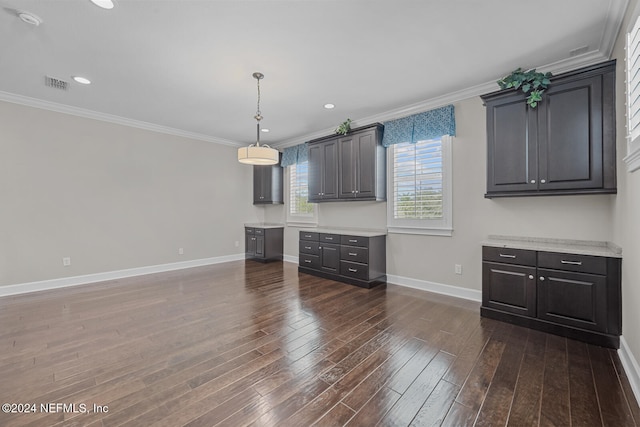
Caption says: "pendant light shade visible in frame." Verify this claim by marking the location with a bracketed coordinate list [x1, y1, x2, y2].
[237, 144, 280, 164]
[238, 72, 279, 165]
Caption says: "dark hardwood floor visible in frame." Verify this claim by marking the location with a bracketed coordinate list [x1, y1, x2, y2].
[0, 260, 638, 426]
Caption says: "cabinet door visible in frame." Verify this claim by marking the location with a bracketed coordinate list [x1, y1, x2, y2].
[338, 135, 357, 198]
[485, 93, 538, 194]
[354, 129, 377, 198]
[246, 234, 256, 256]
[538, 75, 603, 190]
[537, 268, 607, 332]
[308, 140, 337, 201]
[320, 243, 340, 273]
[322, 140, 338, 199]
[338, 130, 379, 199]
[482, 261, 536, 317]
[255, 235, 265, 257]
[253, 166, 268, 203]
[308, 143, 322, 202]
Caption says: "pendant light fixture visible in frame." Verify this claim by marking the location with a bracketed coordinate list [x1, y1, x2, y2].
[237, 72, 280, 165]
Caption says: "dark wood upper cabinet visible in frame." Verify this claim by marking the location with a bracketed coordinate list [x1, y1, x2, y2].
[308, 123, 385, 203]
[338, 126, 386, 200]
[482, 60, 616, 198]
[308, 139, 338, 202]
[253, 154, 283, 205]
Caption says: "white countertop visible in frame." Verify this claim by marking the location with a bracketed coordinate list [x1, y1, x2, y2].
[482, 235, 622, 258]
[244, 223, 284, 229]
[300, 227, 387, 237]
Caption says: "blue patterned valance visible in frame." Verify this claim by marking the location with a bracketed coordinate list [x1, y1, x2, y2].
[280, 143, 309, 167]
[382, 105, 456, 147]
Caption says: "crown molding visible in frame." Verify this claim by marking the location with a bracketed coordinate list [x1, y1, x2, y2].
[0, 90, 243, 147]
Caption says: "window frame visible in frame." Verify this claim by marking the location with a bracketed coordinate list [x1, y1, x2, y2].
[625, 3, 640, 173]
[386, 135, 453, 236]
[285, 161, 318, 226]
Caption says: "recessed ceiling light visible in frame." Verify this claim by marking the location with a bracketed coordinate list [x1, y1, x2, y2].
[261, 128, 270, 133]
[90, 0, 115, 10]
[72, 76, 91, 85]
[324, 103, 335, 109]
[17, 10, 43, 26]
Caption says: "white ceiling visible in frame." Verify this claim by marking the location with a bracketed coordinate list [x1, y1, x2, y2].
[0, 0, 629, 148]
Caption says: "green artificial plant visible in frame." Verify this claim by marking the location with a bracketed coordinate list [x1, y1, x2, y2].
[497, 68, 553, 108]
[335, 118, 352, 135]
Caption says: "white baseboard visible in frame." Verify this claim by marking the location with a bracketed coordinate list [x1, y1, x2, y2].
[618, 336, 640, 406]
[283, 254, 299, 264]
[385, 274, 482, 302]
[0, 253, 246, 297]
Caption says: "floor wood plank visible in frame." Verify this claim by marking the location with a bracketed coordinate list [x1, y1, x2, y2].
[0, 260, 637, 427]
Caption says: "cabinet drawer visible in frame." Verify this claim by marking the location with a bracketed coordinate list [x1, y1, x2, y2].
[340, 246, 369, 264]
[341, 235, 369, 247]
[254, 228, 264, 236]
[320, 233, 340, 243]
[482, 246, 536, 266]
[300, 231, 319, 241]
[537, 251, 606, 275]
[300, 254, 321, 269]
[299, 241, 320, 256]
[246, 228, 254, 235]
[340, 261, 368, 280]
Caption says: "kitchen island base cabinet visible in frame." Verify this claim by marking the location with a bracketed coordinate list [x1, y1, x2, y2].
[299, 231, 386, 288]
[481, 245, 621, 348]
[245, 226, 283, 263]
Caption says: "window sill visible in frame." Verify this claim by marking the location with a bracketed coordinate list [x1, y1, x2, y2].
[286, 221, 318, 228]
[387, 226, 453, 237]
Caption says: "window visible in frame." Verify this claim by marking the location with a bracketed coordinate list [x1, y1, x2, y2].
[387, 135, 452, 235]
[286, 161, 317, 225]
[626, 6, 640, 172]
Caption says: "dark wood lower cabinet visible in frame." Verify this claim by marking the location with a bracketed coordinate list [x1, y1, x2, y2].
[245, 226, 283, 262]
[298, 231, 386, 288]
[481, 245, 621, 348]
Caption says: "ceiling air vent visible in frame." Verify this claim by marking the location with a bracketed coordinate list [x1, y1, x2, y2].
[44, 76, 69, 91]
[569, 46, 589, 57]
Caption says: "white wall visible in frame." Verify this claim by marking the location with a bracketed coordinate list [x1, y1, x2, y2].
[612, 0, 640, 380]
[271, 94, 616, 292]
[0, 100, 261, 287]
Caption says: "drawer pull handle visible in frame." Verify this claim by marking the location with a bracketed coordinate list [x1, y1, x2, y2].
[325, 237, 333, 240]
[499, 254, 516, 258]
[304, 260, 312, 263]
[305, 246, 312, 250]
[348, 252, 358, 256]
[349, 239, 358, 243]
[348, 268, 358, 272]
[561, 260, 583, 266]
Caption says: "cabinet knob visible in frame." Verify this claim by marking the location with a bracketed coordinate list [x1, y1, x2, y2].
[528, 275, 534, 279]
[530, 179, 536, 184]
[355, 190, 359, 193]
[541, 179, 546, 184]
[540, 276, 545, 281]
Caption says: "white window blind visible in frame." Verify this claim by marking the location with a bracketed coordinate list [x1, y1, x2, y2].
[626, 13, 640, 172]
[627, 16, 640, 143]
[289, 162, 313, 216]
[392, 138, 443, 220]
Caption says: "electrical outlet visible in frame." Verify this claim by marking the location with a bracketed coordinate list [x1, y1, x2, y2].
[178, 248, 184, 255]
[63, 257, 71, 267]
[234, 241, 239, 247]
[455, 264, 462, 275]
